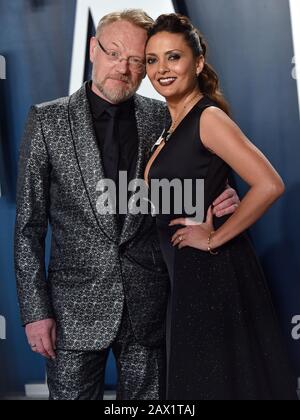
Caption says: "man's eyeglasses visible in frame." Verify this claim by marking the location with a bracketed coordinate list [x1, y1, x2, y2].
[97, 40, 145, 74]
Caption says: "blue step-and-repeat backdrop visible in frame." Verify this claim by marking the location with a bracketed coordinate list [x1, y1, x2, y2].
[0, 0, 299, 398]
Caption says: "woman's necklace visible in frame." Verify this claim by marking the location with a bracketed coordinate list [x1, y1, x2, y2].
[165, 92, 203, 142]
[151, 92, 203, 152]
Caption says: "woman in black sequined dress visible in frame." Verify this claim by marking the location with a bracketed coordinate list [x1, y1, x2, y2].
[144, 14, 297, 400]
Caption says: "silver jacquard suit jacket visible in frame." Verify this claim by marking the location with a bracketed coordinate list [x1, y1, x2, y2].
[15, 83, 170, 350]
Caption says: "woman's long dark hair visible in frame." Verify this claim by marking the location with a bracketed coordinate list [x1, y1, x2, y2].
[147, 14, 230, 115]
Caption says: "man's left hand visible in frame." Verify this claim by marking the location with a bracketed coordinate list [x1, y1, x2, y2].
[213, 187, 240, 218]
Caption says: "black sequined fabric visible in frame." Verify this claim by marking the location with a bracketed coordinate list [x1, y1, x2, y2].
[149, 97, 297, 400]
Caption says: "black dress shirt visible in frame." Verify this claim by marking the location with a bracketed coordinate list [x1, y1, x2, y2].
[86, 82, 139, 227]
[87, 84, 138, 182]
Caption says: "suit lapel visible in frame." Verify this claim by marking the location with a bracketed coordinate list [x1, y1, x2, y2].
[120, 95, 159, 246]
[69, 84, 119, 244]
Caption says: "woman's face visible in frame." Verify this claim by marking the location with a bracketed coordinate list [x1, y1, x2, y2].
[146, 31, 204, 100]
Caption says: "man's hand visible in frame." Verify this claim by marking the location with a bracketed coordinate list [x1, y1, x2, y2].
[213, 187, 240, 218]
[25, 319, 57, 359]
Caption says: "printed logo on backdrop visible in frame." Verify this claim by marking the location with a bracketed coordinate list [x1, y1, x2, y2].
[289, 0, 300, 117]
[0, 315, 6, 340]
[0, 55, 6, 80]
[0, 55, 6, 198]
[69, 0, 175, 98]
[292, 315, 300, 340]
[292, 56, 297, 80]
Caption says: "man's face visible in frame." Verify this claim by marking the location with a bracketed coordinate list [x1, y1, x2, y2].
[90, 20, 148, 104]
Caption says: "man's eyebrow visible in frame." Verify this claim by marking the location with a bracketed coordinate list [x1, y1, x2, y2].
[110, 41, 143, 58]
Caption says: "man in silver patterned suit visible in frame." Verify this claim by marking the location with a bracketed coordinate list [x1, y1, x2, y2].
[14, 10, 239, 400]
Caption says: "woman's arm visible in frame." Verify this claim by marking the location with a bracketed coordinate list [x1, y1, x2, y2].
[200, 106, 285, 249]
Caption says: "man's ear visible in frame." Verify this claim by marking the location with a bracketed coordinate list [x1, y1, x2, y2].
[90, 37, 97, 64]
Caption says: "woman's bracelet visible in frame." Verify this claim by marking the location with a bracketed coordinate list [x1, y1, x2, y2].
[208, 231, 219, 255]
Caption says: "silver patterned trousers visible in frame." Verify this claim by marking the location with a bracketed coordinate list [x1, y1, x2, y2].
[46, 307, 166, 400]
